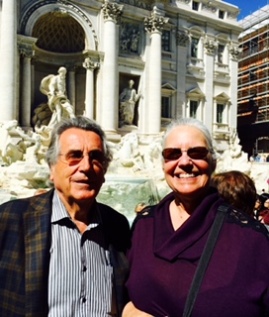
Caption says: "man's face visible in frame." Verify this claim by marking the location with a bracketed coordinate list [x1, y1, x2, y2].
[50, 128, 106, 206]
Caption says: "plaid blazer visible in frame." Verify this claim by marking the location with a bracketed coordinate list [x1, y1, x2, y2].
[0, 189, 130, 317]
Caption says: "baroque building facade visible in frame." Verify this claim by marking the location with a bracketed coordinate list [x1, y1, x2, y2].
[0, 0, 241, 151]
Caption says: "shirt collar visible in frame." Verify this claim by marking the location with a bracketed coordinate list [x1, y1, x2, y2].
[51, 190, 102, 228]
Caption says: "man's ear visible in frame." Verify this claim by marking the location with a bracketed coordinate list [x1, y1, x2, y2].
[49, 165, 55, 182]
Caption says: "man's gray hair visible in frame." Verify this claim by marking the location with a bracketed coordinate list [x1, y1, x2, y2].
[163, 117, 216, 160]
[46, 116, 113, 171]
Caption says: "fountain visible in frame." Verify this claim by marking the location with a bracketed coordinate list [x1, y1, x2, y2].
[0, 119, 268, 222]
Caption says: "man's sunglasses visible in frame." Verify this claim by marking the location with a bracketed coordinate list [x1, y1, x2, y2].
[162, 146, 209, 161]
[59, 150, 105, 166]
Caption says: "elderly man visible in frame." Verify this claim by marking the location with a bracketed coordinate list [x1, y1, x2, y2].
[0, 116, 131, 317]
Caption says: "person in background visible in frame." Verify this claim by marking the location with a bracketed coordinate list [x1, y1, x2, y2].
[254, 194, 264, 220]
[211, 170, 256, 217]
[258, 193, 269, 231]
[123, 117, 269, 317]
[0, 116, 130, 317]
[134, 202, 149, 214]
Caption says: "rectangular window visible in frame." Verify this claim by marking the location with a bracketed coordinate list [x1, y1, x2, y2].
[218, 44, 225, 63]
[190, 100, 198, 118]
[162, 30, 171, 52]
[216, 104, 224, 123]
[250, 38, 258, 54]
[161, 97, 172, 118]
[192, 1, 199, 11]
[219, 10, 225, 19]
[191, 38, 199, 58]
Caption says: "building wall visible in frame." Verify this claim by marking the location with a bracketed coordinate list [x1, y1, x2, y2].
[0, 0, 242, 151]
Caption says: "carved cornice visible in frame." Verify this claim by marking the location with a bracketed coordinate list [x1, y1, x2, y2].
[144, 6, 169, 34]
[119, 0, 152, 10]
[17, 35, 37, 58]
[177, 0, 190, 3]
[102, 1, 123, 23]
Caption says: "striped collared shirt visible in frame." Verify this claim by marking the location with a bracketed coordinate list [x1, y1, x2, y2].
[48, 191, 115, 317]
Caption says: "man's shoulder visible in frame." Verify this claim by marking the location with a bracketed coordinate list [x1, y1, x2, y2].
[0, 189, 53, 214]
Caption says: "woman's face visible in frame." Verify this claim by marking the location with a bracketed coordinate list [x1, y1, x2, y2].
[162, 126, 216, 200]
[255, 199, 261, 210]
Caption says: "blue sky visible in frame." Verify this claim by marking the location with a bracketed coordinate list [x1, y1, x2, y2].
[226, 0, 269, 20]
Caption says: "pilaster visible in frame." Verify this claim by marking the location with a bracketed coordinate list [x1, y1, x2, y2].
[83, 56, 99, 119]
[18, 35, 37, 127]
[0, 0, 17, 121]
[143, 6, 168, 134]
[100, 0, 123, 133]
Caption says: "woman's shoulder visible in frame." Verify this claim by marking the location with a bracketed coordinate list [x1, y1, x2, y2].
[131, 205, 156, 230]
[226, 206, 269, 239]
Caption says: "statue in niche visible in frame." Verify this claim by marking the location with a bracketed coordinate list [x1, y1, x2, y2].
[39, 67, 75, 126]
[119, 79, 141, 126]
[191, 38, 199, 58]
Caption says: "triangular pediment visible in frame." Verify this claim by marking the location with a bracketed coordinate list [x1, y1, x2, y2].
[162, 83, 177, 96]
[186, 87, 205, 98]
[162, 83, 176, 91]
[214, 92, 230, 101]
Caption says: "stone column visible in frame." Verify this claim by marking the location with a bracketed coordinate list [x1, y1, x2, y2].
[0, 0, 17, 121]
[176, 30, 189, 118]
[100, 0, 123, 133]
[203, 36, 216, 132]
[83, 56, 99, 119]
[18, 36, 37, 127]
[68, 67, 76, 112]
[143, 6, 168, 134]
[229, 44, 241, 129]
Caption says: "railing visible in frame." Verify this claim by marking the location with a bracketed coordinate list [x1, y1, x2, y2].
[256, 106, 269, 122]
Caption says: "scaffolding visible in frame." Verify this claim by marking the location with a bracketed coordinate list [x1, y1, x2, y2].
[237, 4, 269, 154]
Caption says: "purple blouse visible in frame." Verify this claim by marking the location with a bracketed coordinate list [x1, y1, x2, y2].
[126, 189, 269, 317]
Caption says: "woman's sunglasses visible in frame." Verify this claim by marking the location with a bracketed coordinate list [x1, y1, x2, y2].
[162, 146, 209, 161]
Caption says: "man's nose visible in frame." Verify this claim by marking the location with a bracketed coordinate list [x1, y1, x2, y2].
[78, 155, 93, 170]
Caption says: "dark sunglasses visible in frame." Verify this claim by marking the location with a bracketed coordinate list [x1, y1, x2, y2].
[162, 146, 209, 161]
[59, 150, 105, 166]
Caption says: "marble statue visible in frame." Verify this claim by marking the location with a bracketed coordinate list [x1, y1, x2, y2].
[40, 67, 75, 126]
[119, 79, 140, 126]
[215, 129, 251, 174]
[1, 121, 269, 220]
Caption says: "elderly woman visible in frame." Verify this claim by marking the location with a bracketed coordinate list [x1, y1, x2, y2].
[123, 118, 269, 317]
